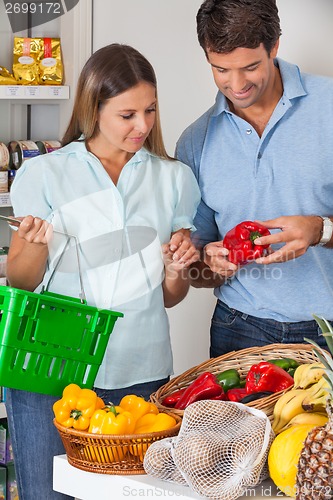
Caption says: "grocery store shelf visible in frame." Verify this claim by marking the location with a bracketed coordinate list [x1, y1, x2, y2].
[53, 455, 281, 500]
[0, 193, 11, 208]
[0, 85, 69, 100]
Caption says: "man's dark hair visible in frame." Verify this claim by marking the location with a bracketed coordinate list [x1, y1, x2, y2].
[197, 0, 282, 55]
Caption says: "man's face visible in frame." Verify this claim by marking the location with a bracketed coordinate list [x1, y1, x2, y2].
[206, 42, 279, 110]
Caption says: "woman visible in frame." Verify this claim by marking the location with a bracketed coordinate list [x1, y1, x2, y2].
[6, 44, 200, 499]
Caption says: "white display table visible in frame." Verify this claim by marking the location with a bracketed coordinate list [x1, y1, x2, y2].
[53, 455, 282, 499]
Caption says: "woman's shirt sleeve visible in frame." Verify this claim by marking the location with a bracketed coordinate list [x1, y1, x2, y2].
[171, 161, 201, 233]
[10, 157, 53, 220]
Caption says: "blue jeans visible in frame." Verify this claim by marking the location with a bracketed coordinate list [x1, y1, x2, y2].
[210, 300, 328, 358]
[6, 378, 168, 500]
[6, 389, 72, 500]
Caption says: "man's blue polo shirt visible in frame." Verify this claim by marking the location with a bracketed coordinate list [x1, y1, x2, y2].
[176, 58, 333, 322]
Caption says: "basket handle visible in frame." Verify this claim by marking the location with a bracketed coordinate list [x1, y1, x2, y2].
[43, 231, 86, 303]
[1, 214, 86, 303]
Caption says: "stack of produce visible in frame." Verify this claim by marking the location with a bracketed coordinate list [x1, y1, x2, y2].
[161, 358, 296, 410]
[268, 315, 333, 498]
[53, 384, 179, 469]
[53, 385, 177, 436]
[271, 361, 328, 434]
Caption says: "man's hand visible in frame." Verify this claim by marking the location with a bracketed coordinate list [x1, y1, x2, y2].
[253, 215, 324, 264]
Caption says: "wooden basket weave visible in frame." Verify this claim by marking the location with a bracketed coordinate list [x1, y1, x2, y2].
[150, 344, 319, 423]
[54, 413, 182, 474]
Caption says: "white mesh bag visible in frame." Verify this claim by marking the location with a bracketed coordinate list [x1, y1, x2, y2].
[144, 400, 274, 500]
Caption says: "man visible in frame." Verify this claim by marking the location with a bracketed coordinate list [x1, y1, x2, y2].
[176, 0, 333, 356]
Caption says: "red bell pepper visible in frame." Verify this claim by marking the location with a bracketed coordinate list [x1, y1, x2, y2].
[161, 388, 187, 408]
[210, 391, 227, 401]
[226, 388, 247, 402]
[175, 372, 223, 410]
[245, 361, 294, 394]
[223, 220, 271, 265]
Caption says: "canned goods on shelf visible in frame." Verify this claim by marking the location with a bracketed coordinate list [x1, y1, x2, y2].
[0, 143, 10, 170]
[36, 140, 61, 154]
[8, 169, 16, 190]
[8, 140, 40, 169]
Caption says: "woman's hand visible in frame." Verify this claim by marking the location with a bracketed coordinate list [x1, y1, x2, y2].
[15, 215, 53, 245]
[162, 229, 199, 307]
[6, 215, 52, 291]
[162, 230, 200, 271]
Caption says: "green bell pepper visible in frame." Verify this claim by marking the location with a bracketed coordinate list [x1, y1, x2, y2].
[216, 368, 242, 392]
[267, 358, 300, 376]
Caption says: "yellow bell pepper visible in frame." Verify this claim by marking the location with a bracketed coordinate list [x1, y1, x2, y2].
[88, 404, 136, 463]
[88, 404, 136, 435]
[53, 383, 102, 431]
[134, 412, 177, 434]
[130, 412, 177, 460]
[119, 394, 159, 422]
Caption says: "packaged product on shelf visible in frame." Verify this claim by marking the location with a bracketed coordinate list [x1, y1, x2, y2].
[7, 140, 40, 169]
[1, 388, 6, 404]
[0, 66, 16, 85]
[0, 248, 8, 278]
[12, 37, 63, 85]
[36, 140, 61, 154]
[12, 37, 40, 84]
[8, 170, 16, 191]
[6, 463, 17, 500]
[39, 37, 63, 85]
[0, 144, 9, 171]
[0, 466, 5, 500]
[0, 172, 7, 194]
[0, 420, 14, 466]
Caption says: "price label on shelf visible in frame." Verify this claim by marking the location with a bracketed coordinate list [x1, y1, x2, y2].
[5, 86, 21, 97]
[0, 193, 11, 207]
[48, 87, 65, 98]
[25, 87, 40, 98]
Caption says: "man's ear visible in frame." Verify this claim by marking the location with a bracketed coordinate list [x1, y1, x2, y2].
[270, 38, 280, 58]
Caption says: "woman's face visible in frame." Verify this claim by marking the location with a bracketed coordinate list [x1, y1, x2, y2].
[95, 81, 156, 155]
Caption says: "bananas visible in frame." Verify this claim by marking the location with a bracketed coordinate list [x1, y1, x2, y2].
[272, 389, 310, 434]
[301, 377, 330, 412]
[272, 365, 329, 435]
[293, 362, 325, 389]
[277, 411, 328, 433]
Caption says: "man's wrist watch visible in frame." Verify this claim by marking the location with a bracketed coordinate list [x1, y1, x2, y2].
[318, 217, 333, 246]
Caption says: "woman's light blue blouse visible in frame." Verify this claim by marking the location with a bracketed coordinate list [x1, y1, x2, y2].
[10, 142, 200, 388]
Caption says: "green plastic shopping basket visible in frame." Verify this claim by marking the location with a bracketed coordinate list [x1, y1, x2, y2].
[0, 223, 123, 396]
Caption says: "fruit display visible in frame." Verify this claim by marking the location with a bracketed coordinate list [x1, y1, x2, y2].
[295, 316, 333, 500]
[268, 316, 333, 499]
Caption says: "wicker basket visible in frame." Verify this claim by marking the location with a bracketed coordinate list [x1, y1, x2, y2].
[54, 413, 182, 475]
[150, 344, 319, 423]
